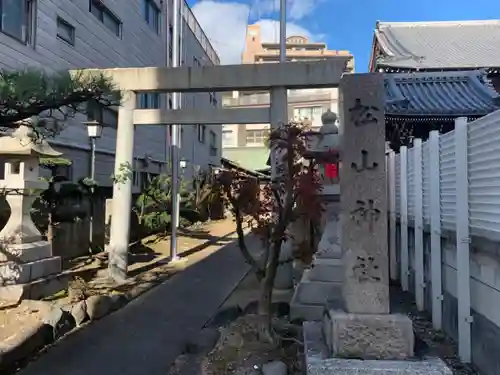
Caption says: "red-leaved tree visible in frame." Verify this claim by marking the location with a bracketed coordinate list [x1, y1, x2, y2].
[219, 123, 323, 341]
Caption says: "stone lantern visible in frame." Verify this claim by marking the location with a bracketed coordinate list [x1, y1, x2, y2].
[290, 109, 343, 321]
[0, 124, 63, 301]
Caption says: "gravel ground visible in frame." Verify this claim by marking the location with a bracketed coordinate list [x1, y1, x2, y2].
[390, 285, 479, 375]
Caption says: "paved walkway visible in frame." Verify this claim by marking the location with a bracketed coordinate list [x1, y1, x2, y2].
[18, 236, 260, 375]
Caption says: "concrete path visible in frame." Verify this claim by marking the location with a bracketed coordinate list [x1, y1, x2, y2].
[18, 237, 258, 375]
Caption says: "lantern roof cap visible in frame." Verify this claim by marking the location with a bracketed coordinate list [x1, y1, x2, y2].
[0, 120, 62, 157]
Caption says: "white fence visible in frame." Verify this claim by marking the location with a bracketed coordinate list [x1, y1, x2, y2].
[386, 109, 500, 368]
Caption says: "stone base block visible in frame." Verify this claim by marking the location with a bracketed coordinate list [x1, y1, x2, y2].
[315, 244, 342, 260]
[0, 240, 52, 263]
[293, 280, 342, 305]
[307, 358, 452, 375]
[0, 256, 61, 285]
[290, 303, 324, 321]
[325, 312, 414, 360]
[306, 259, 343, 283]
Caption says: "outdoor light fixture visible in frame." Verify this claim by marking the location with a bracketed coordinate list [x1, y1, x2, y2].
[179, 159, 187, 169]
[84, 120, 103, 139]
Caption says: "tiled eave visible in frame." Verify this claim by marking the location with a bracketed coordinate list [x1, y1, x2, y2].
[385, 114, 483, 124]
[383, 70, 500, 117]
[379, 64, 500, 75]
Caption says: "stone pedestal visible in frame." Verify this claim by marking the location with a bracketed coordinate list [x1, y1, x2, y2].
[303, 321, 452, 375]
[323, 310, 414, 360]
[0, 126, 63, 301]
[290, 202, 343, 321]
[307, 358, 452, 375]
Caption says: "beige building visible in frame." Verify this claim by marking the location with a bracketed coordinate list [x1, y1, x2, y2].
[222, 23, 354, 172]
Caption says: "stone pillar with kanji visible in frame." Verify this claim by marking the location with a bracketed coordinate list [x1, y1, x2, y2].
[323, 73, 415, 360]
[0, 125, 63, 301]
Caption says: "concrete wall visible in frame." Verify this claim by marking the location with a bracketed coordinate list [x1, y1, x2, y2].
[400, 223, 500, 375]
[0, 0, 221, 188]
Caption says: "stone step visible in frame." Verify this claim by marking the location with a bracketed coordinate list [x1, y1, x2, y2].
[305, 263, 343, 283]
[290, 303, 324, 321]
[315, 243, 342, 259]
[0, 241, 52, 263]
[314, 257, 342, 266]
[292, 279, 342, 305]
[307, 358, 452, 375]
[0, 256, 61, 286]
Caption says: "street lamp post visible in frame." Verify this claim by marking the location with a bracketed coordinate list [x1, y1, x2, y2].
[84, 120, 103, 245]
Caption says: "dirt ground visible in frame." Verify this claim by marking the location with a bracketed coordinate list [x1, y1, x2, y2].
[0, 219, 238, 350]
[168, 270, 301, 375]
[211, 273, 300, 375]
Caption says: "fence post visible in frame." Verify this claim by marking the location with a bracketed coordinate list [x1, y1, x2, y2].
[413, 138, 424, 310]
[388, 151, 398, 281]
[455, 117, 472, 363]
[400, 145, 409, 291]
[429, 130, 443, 330]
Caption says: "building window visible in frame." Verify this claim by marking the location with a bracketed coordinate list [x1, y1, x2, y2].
[293, 106, 322, 122]
[56, 17, 75, 45]
[245, 129, 269, 145]
[87, 100, 118, 129]
[137, 93, 160, 109]
[89, 0, 121, 37]
[222, 129, 234, 145]
[209, 130, 217, 156]
[142, 0, 160, 33]
[0, 0, 35, 44]
[198, 124, 206, 143]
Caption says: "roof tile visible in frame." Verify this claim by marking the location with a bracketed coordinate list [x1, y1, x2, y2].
[376, 20, 500, 69]
[384, 70, 500, 116]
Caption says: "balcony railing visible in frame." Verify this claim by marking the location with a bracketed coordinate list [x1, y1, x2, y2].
[181, 1, 220, 65]
[222, 90, 335, 107]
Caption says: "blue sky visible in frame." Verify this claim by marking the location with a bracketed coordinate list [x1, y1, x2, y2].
[189, 0, 500, 71]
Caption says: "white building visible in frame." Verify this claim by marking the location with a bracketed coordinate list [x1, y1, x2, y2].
[0, 0, 222, 190]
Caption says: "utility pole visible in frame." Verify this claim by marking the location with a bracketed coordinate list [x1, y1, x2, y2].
[279, 0, 286, 63]
[270, 0, 287, 180]
[170, 0, 181, 261]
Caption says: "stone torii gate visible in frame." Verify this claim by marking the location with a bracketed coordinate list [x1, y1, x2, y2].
[73, 59, 349, 281]
[74, 62, 452, 373]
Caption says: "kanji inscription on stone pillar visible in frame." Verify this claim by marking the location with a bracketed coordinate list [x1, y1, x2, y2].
[339, 73, 389, 314]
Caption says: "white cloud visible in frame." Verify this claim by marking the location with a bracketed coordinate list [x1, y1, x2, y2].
[191, 0, 320, 64]
[191, 1, 250, 65]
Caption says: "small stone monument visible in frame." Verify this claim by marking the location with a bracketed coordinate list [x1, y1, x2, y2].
[290, 110, 343, 321]
[0, 124, 63, 301]
[302, 74, 451, 374]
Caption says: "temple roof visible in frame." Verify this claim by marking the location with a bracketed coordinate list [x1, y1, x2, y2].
[375, 20, 500, 70]
[384, 70, 500, 117]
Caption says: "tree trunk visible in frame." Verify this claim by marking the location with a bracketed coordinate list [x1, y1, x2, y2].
[47, 212, 54, 245]
[234, 208, 264, 280]
[257, 238, 281, 343]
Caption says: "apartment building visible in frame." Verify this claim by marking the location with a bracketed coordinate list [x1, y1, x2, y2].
[222, 23, 353, 172]
[0, 0, 221, 189]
